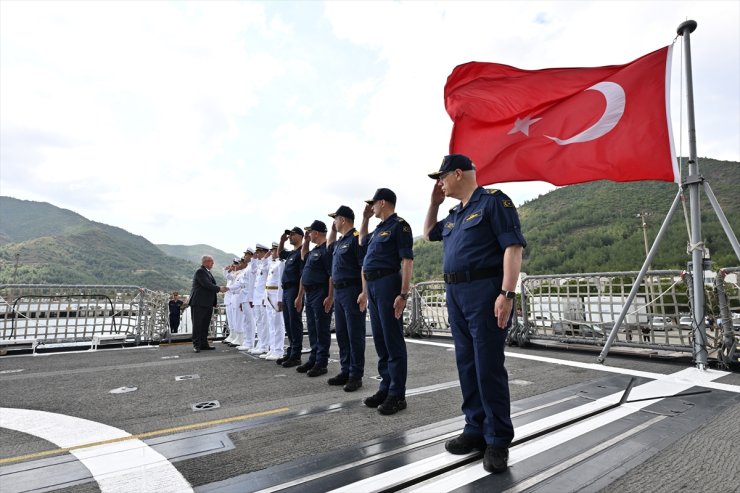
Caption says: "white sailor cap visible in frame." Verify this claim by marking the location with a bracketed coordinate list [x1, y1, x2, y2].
[271, 241, 279, 249]
[232, 257, 241, 264]
[255, 243, 269, 252]
[244, 247, 255, 255]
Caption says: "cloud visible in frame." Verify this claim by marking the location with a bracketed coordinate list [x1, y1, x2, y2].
[1, 1, 737, 257]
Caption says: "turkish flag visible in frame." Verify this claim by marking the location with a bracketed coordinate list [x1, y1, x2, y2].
[445, 46, 678, 186]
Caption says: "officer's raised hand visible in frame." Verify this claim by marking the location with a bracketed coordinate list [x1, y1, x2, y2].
[430, 180, 446, 206]
[363, 203, 373, 219]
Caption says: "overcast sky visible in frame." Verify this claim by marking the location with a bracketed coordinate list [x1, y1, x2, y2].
[1, 1, 738, 258]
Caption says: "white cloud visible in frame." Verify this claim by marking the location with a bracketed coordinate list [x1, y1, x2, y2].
[1, 1, 737, 259]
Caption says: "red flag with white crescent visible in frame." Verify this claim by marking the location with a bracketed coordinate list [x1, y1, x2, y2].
[445, 46, 678, 186]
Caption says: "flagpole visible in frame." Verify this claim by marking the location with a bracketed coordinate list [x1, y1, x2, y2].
[677, 20, 709, 369]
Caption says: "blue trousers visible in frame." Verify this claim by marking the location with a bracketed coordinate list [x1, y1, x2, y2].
[446, 278, 514, 448]
[305, 286, 332, 368]
[366, 273, 407, 397]
[333, 284, 366, 379]
[282, 286, 303, 360]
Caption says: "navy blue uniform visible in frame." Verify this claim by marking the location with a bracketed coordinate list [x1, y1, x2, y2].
[168, 299, 183, 333]
[329, 228, 366, 380]
[301, 242, 333, 368]
[280, 248, 304, 361]
[363, 214, 413, 397]
[428, 187, 526, 448]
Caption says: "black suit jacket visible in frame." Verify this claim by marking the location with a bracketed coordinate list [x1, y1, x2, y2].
[189, 266, 220, 307]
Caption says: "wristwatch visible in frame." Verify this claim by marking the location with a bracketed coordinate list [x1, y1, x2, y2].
[501, 290, 516, 300]
[399, 293, 409, 300]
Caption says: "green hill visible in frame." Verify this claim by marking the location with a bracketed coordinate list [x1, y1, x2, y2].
[412, 158, 739, 282]
[0, 197, 224, 291]
[156, 244, 239, 270]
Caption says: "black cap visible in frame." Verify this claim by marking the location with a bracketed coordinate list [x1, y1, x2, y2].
[304, 220, 328, 233]
[284, 226, 304, 236]
[328, 205, 355, 221]
[365, 187, 396, 205]
[428, 154, 475, 179]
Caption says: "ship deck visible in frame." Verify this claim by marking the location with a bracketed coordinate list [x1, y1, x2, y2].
[1, 336, 739, 492]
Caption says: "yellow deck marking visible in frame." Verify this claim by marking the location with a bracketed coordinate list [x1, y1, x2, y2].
[0, 407, 289, 465]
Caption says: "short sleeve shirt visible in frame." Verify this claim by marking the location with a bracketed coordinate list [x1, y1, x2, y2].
[328, 228, 366, 283]
[428, 187, 526, 272]
[300, 242, 332, 287]
[280, 249, 304, 285]
[362, 213, 414, 271]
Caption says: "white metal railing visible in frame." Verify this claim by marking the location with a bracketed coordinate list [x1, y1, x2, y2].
[0, 284, 228, 349]
[406, 268, 739, 365]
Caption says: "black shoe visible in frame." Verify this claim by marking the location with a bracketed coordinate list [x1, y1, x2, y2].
[202, 345, 216, 350]
[378, 395, 407, 415]
[483, 446, 509, 474]
[193, 347, 200, 353]
[276, 355, 289, 365]
[445, 434, 486, 455]
[327, 373, 349, 386]
[296, 362, 314, 373]
[282, 358, 301, 368]
[307, 366, 328, 377]
[363, 391, 388, 408]
[343, 378, 363, 392]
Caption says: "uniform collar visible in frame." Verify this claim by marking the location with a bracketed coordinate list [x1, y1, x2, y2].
[451, 187, 485, 214]
[378, 212, 397, 227]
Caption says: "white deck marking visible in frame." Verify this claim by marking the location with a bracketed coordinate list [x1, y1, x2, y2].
[405, 338, 740, 393]
[329, 368, 727, 493]
[502, 415, 666, 493]
[0, 408, 193, 493]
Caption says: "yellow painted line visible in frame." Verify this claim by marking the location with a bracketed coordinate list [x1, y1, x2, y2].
[0, 406, 289, 465]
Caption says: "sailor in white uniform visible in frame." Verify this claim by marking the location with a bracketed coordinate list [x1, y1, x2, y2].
[248, 244, 270, 355]
[263, 242, 286, 360]
[222, 258, 241, 345]
[236, 248, 257, 351]
[228, 258, 247, 347]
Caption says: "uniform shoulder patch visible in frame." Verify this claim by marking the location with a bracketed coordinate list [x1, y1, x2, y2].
[402, 225, 411, 233]
[485, 188, 500, 195]
[502, 199, 515, 208]
[353, 230, 360, 236]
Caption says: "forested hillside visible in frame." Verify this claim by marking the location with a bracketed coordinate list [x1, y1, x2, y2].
[0, 197, 224, 291]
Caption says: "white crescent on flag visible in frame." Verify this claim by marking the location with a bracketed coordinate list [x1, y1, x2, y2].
[545, 81, 626, 145]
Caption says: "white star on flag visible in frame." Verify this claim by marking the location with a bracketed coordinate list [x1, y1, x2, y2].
[507, 114, 542, 136]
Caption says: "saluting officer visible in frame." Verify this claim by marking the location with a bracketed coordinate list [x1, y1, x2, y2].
[295, 220, 333, 377]
[249, 244, 271, 355]
[358, 188, 414, 415]
[261, 242, 285, 360]
[236, 248, 257, 351]
[327, 205, 366, 392]
[423, 154, 526, 474]
[277, 226, 305, 367]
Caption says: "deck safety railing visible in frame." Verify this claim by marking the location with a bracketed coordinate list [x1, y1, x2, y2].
[0, 284, 227, 348]
[406, 267, 739, 367]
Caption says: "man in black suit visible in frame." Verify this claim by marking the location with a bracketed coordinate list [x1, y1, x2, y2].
[190, 255, 228, 352]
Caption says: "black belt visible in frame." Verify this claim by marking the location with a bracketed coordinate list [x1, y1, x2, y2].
[282, 281, 299, 289]
[363, 269, 399, 282]
[333, 279, 362, 289]
[443, 267, 502, 284]
[304, 283, 326, 292]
